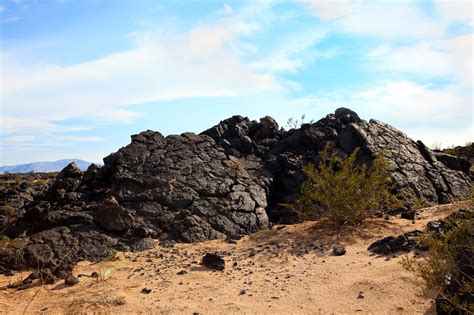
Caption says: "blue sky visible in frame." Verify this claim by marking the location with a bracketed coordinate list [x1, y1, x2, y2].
[0, 0, 472, 165]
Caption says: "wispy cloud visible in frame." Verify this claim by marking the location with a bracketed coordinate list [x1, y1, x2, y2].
[368, 35, 473, 87]
[1, 11, 283, 132]
[305, 1, 445, 40]
[5, 135, 36, 143]
[218, 4, 234, 16]
[304, 0, 354, 21]
[434, 0, 473, 26]
[0, 5, 6, 13]
[247, 28, 330, 73]
[2, 134, 104, 148]
[1, 1, 472, 164]
[3, 16, 21, 23]
[290, 80, 473, 147]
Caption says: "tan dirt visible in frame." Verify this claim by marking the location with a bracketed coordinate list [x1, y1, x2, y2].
[0, 203, 464, 314]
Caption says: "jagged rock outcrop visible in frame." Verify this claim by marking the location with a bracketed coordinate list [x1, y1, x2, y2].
[0, 108, 470, 279]
[433, 151, 471, 175]
[201, 107, 470, 221]
[95, 130, 272, 242]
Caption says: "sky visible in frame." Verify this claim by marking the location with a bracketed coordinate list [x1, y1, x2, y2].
[0, 0, 472, 165]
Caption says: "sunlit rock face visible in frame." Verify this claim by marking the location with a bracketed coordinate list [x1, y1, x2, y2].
[0, 108, 470, 279]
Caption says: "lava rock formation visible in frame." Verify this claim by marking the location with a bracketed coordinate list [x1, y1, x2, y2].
[0, 108, 470, 279]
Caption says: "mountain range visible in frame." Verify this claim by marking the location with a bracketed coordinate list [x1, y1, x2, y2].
[0, 159, 98, 174]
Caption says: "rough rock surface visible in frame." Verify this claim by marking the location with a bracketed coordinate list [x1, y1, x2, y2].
[0, 108, 471, 279]
[367, 230, 424, 255]
[202, 107, 470, 221]
[433, 151, 471, 175]
[201, 252, 225, 271]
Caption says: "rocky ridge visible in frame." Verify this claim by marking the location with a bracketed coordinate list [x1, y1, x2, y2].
[0, 108, 471, 279]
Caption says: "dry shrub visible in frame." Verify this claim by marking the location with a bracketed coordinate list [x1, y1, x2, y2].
[401, 211, 473, 313]
[291, 145, 402, 225]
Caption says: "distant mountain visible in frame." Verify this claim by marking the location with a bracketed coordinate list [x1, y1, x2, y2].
[0, 159, 99, 174]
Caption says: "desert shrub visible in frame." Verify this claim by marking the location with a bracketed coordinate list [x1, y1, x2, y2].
[291, 145, 401, 225]
[286, 114, 314, 129]
[401, 211, 474, 313]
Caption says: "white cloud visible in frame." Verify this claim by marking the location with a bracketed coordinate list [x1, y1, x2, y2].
[409, 127, 473, 149]
[3, 16, 21, 23]
[304, 0, 354, 20]
[352, 81, 470, 124]
[438, 34, 473, 87]
[187, 21, 258, 58]
[435, 0, 473, 25]
[305, 1, 445, 40]
[218, 4, 234, 16]
[1, 116, 55, 134]
[290, 80, 472, 147]
[5, 135, 35, 143]
[369, 35, 473, 87]
[339, 2, 444, 39]
[2, 134, 105, 153]
[368, 44, 391, 57]
[1, 18, 283, 137]
[0, 5, 6, 13]
[247, 29, 329, 73]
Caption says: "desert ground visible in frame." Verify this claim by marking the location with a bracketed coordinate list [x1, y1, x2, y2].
[0, 203, 463, 314]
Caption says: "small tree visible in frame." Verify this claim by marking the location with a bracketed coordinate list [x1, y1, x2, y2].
[292, 145, 401, 225]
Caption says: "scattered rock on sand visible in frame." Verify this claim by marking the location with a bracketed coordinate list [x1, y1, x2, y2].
[333, 246, 346, 256]
[141, 288, 152, 294]
[368, 231, 421, 255]
[400, 211, 416, 220]
[201, 253, 225, 271]
[64, 275, 79, 286]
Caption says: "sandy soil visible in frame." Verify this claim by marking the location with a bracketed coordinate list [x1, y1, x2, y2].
[0, 203, 464, 314]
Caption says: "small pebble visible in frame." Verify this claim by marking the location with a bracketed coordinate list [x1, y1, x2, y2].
[141, 288, 152, 294]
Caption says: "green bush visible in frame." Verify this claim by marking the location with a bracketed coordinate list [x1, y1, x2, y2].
[291, 145, 401, 225]
[401, 211, 474, 313]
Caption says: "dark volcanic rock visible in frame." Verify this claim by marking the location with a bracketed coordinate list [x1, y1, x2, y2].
[333, 246, 346, 256]
[0, 108, 470, 280]
[97, 130, 272, 242]
[201, 253, 225, 271]
[64, 275, 79, 286]
[202, 109, 470, 222]
[400, 211, 416, 221]
[433, 151, 471, 174]
[368, 230, 422, 255]
[95, 197, 135, 232]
